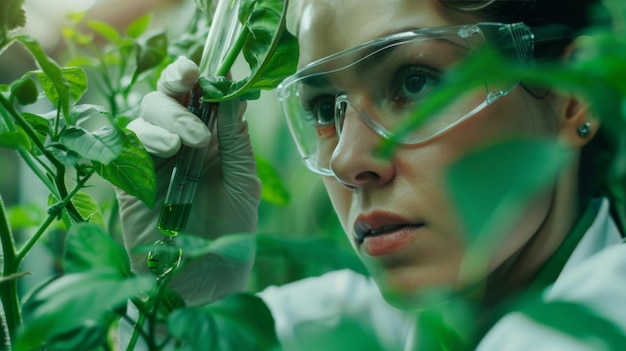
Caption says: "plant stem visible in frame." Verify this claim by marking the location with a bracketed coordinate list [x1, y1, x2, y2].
[126, 280, 162, 351]
[216, 26, 249, 77]
[14, 168, 95, 265]
[0, 195, 20, 346]
[125, 306, 146, 351]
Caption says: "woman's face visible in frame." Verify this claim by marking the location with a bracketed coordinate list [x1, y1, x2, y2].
[295, 0, 565, 304]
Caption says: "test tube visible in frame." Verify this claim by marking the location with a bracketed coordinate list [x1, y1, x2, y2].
[157, 0, 242, 236]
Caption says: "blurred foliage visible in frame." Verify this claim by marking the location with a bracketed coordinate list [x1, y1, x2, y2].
[1, 0, 625, 350]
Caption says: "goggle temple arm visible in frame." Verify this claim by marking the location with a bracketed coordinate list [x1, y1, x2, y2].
[531, 24, 575, 61]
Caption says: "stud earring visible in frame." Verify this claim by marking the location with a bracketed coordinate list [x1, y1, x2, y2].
[576, 122, 591, 138]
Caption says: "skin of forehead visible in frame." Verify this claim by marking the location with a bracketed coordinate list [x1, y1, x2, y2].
[293, 0, 482, 68]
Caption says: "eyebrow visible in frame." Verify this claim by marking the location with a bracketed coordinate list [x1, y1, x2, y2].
[352, 27, 422, 73]
[299, 27, 466, 87]
[353, 36, 467, 74]
[300, 74, 331, 89]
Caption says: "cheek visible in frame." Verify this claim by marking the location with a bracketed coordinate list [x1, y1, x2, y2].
[321, 177, 352, 233]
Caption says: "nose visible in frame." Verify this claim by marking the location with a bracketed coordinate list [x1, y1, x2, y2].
[329, 99, 395, 188]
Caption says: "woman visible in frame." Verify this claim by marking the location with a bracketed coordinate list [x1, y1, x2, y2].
[118, 0, 626, 349]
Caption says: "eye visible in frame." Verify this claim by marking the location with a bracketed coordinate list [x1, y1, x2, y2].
[392, 65, 441, 107]
[304, 95, 336, 126]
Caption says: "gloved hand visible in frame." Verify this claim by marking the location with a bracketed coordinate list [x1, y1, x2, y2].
[116, 56, 261, 306]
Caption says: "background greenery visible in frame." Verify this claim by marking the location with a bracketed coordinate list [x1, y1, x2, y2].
[0, 0, 625, 350]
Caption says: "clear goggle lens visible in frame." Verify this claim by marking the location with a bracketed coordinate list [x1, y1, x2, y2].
[278, 23, 536, 175]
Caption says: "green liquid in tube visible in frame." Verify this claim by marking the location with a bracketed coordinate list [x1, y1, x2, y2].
[158, 203, 193, 236]
[157, 91, 216, 237]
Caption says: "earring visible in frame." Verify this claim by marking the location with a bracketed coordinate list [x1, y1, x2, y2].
[576, 122, 591, 138]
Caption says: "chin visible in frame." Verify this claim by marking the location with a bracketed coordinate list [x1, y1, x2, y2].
[370, 265, 458, 309]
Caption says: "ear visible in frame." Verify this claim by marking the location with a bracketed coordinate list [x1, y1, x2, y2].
[557, 95, 599, 147]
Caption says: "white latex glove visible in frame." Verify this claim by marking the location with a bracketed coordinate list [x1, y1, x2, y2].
[116, 56, 261, 306]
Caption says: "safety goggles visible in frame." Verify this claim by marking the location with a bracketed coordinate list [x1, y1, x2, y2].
[277, 22, 571, 175]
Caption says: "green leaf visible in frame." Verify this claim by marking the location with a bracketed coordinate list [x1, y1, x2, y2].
[17, 270, 152, 351]
[15, 35, 71, 121]
[256, 155, 290, 205]
[64, 222, 131, 275]
[70, 192, 105, 227]
[10, 77, 38, 105]
[0, 128, 30, 150]
[59, 125, 122, 164]
[62, 26, 94, 46]
[46, 143, 81, 166]
[93, 129, 156, 208]
[241, 2, 299, 90]
[256, 234, 369, 277]
[0, 0, 26, 33]
[63, 67, 89, 102]
[133, 233, 255, 263]
[86, 20, 120, 43]
[44, 321, 110, 351]
[22, 112, 51, 144]
[32, 67, 88, 122]
[70, 103, 113, 125]
[7, 203, 46, 230]
[64, 55, 96, 68]
[135, 31, 167, 76]
[446, 139, 571, 280]
[127, 13, 151, 39]
[522, 300, 626, 349]
[194, 0, 211, 13]
[168, 293, 280, 351]
[200, 0, 299, 101]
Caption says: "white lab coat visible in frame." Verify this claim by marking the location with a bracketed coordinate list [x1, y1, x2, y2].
[260, 198, 626, 350]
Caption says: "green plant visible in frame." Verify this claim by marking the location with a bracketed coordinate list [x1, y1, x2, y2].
[0, 0, 304, 349]
[2, 0, 625, 350]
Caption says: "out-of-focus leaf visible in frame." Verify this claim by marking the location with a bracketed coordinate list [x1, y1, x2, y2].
[10, 77, 37, 105]
[17, 270, 152, 351]
[64, 222, 131, 275]
[413, 292, 475, 351]
[127, 13, 151, 39]
[256, 155, 290, 206]
[93, 129, 156, 208]
[59, 125, 122, 164]
[0, 128, 30, 150]
[256, 234, 368, 276]
[134, 233, 255, 263]
[289, 315, 391, 351]
[0, 0, 26, 34]
[44, 320, 110, 351]
[61, 26, 94, 46]
[7, 203, 46, 230]
[194, 0, 211, 13]
[135, 31, 167, 76]
[446, 139, 571, 280]
[522, 300, 626, 349]
[86, 20, 120, 43]
[167, 293, 280, 351]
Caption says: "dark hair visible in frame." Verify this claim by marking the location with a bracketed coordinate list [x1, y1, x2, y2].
[440, 0, 601, 30]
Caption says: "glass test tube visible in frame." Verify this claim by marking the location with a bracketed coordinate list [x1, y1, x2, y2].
[157, 0, 242, 236]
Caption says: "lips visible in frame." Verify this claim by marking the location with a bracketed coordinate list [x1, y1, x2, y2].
[353, 212, 425, 255]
